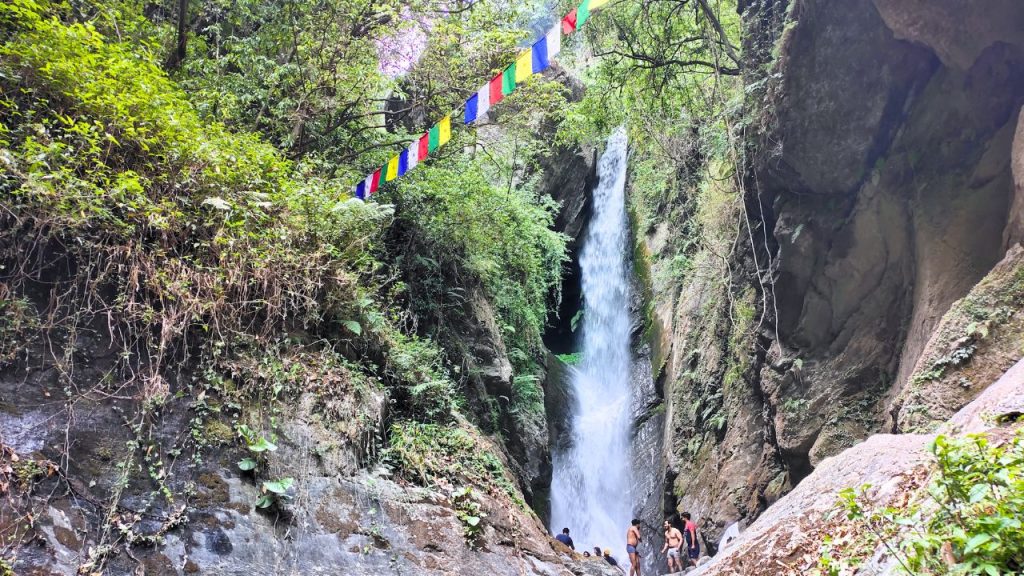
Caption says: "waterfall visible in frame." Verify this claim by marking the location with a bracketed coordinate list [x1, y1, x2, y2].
[550, 128, 633, 562]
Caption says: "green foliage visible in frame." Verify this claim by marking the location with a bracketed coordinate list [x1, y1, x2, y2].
[556, 352, 583, 366]
[387, 157, 568, 353]
[256, 477, 295, 509]
[384, 421, 522, 505]
[510, 373, 544, 419]
[0, 296, 39, 367]
[451, 486, 487, 547]
[822, 431, 1024, 574]
[902, 433, 1024, 574]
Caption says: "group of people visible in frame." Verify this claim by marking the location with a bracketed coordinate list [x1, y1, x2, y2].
[553, 513, 701, 575]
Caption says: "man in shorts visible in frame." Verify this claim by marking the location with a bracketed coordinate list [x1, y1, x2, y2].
[661, 519, 684, 573]
[626, 518, 642, 576]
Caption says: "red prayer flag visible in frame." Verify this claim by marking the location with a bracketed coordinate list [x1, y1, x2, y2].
[369, 169, 381, 194]
[418, 133, 429, 161]
[488, 74, 504, 107]
[562, 9, 577, 34]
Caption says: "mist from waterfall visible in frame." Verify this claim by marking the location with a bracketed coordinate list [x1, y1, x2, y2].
[550, 128, 633, 562]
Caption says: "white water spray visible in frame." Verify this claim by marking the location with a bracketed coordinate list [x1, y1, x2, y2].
[550, 128, 632, 560]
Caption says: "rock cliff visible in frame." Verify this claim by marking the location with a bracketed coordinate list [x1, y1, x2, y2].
[634, 0, 1024, 553]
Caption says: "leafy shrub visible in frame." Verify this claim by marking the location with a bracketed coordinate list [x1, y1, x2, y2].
[824, 430, 1024, 575]
[902, 432, 1024, 574]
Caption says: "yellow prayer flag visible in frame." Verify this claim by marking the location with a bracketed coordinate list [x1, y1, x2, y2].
[515, 49, 533, 82]
[385, 156, 399, 181]
[438, 115, 451, 146]
[589, 0, 610, 9]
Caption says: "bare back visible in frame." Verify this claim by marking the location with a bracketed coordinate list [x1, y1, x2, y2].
[626, 525, 641, 546]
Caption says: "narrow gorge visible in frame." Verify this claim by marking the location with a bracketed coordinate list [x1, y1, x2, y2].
[2, 0, 1024, 575]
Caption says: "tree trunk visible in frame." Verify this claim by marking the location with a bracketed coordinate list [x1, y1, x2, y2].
[164, 0, 189, 71]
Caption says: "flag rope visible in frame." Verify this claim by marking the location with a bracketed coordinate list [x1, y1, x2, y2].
[353, 0, 611, 200]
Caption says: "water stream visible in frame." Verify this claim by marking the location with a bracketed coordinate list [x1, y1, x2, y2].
[550, 128, 634, 563]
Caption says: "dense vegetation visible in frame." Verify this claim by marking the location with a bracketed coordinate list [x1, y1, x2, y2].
[0, 0, 569, 560]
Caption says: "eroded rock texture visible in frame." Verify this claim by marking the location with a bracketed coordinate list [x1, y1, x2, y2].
[650, 0, 1024, 548]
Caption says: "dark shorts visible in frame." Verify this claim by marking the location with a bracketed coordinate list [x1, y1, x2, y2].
[688, 547, 700, 559]
[626, 544, 637, 555]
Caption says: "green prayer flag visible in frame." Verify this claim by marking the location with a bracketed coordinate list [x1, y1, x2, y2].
[502, 63, 516, 96]
[577, 0, 591, 28]
[428, 124, 440, 152]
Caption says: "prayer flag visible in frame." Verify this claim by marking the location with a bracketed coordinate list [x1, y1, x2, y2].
[385, 156, 398, 181]
[428, 124, 440, 152]
[407, 141, 418, 171]
[465, 93, 479, 124]
[515, 49, 533, 82]
[546, 23, 561, 60]
[532, 36, 549, 74]
[477, 84, 491, 118]
[398, 149, 409, 176]
[502, 63, 516, 96]
[489, 74, 504, 106]
[577, 0, 591, 27]
[438, 115, 451, 146]
[355, 180, 366, 200]
[578, 0, 609, 28]
[562, 9, 577, 34]
[418, 133, 429, 160]
[369, 169, 381, 194]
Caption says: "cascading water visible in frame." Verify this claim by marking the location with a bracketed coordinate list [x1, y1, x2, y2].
[550, 128, 633, 561]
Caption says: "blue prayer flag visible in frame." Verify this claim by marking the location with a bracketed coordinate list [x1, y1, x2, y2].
[355, 180, 366, 199]
[464, 93, 479, 124]
[398, 149, 409, 176]
[532, 36, 549, 74]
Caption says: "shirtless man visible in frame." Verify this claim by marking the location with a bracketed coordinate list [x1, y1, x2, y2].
[661, 520, 684, 573]
[626, 518, 642, 576]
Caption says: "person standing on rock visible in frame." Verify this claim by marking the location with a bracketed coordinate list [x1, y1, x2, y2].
[661, 519, 684, 573]
[555, 527, 575, 550]
[625, 518, 642, 576]
[682, 512, 700, 565]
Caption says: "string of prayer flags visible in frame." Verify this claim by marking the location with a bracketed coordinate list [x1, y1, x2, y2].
[353, 0, 614, 199]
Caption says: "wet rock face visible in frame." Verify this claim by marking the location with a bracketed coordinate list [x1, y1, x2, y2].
[657, 0, 1024, 550]
[763, 0, 1024, 469]
[689, 358, 1024, 576]
[890, 245, 1024, 432]
[0, 346, 578, 576]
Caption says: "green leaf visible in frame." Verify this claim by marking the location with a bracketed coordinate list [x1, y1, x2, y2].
[964, 533, 993, 555]
[465, 516, 480, 527]
[248, 436, 277, 453]
[255, 494, 274, 509]
[343, 320, 361, 335]
[968, 483, 989, 504]
[263, 477, 294, 494]
[237, 457, 258, 471]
